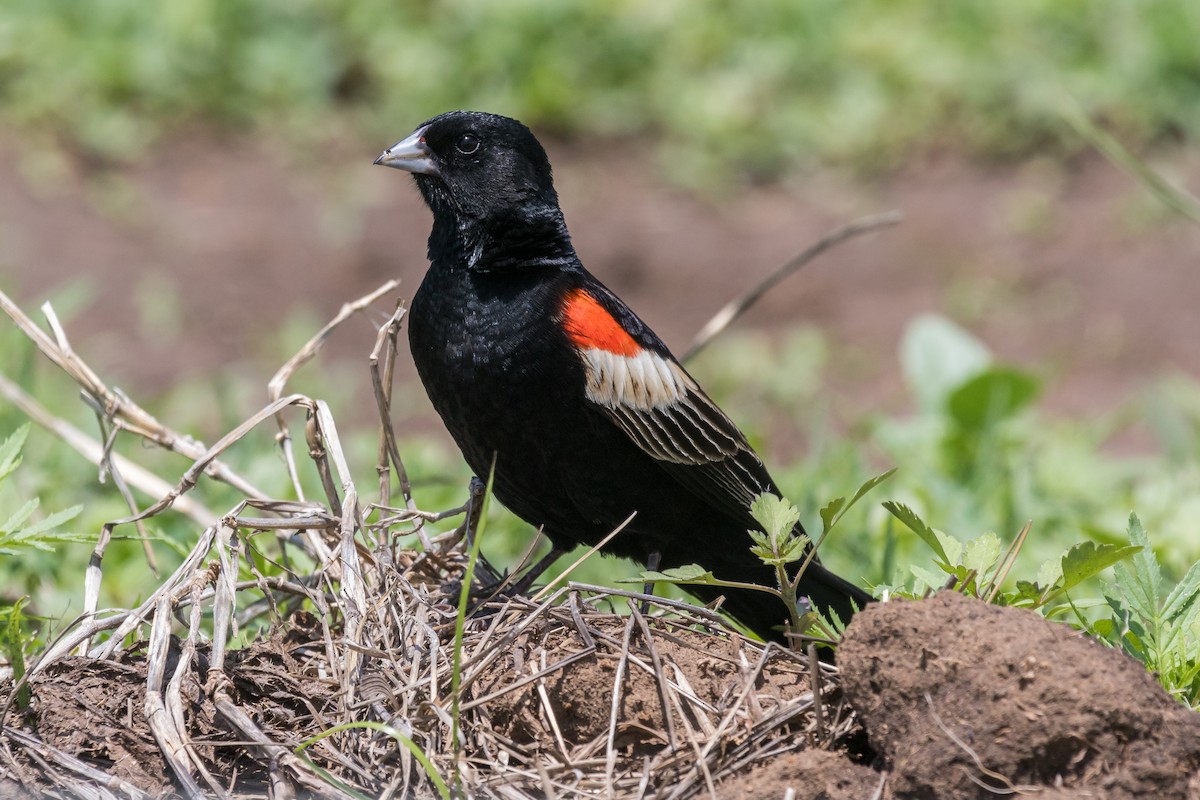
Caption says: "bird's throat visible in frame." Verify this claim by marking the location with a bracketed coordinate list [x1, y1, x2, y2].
[429, 207, 577, 273]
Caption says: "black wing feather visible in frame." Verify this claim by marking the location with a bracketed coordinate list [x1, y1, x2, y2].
[575, 280, 791, 527]
[594, 377, 779, 524]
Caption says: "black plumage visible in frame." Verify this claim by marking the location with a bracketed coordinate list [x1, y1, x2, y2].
[375, 110, 871, 640]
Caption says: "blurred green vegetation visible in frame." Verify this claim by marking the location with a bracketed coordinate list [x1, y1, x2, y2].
[696, 318, 1200, 589]
[2, 0, 1198, 179]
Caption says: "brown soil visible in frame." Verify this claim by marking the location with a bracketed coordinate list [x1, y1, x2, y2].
[839, 591, 1200, 799]
[726, 749, 878, 800]
[479, 619, 814, 750]
[5, 593, 1197, 798]
[28, 657, 171, 791]
[4, 135, 1200, 448]
[8, 617, 335, 797]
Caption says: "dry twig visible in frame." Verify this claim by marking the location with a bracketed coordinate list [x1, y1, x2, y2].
[683, 210, 902, 361]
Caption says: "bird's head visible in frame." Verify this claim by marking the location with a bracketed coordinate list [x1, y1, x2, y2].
[375, 111, 560, 227]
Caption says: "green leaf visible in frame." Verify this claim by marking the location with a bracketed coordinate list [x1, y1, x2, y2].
[778, 533, 811, 564]
[1060, 541, 1142, 595]
[1012, 580, 1044, 605]
[910, 564, 948, 592]
[848, 468, 898, 508]
[925, 564, 968, 592]
[935, 530, 962, 566]
[8, 505, 86, 550]
[821, 468, 897, 534]
[0, 598, 30, 709]
[622, 565, 717, 585]
[622, 566, 781, 599]
[0, 498, 38, 535]
[883, 501, 948, 562]
[0, 504, 87, 553]
[750, 493, 801, 539]
[1113, 512, 1161, 621]
[946, 367, 1040, 432]
[0, 424, 28, 484]
[1162, 560, 1200, 624]
[900, 315, 991, 412]
[1036, 558, 1063, 597]
[1123, 619, 1149, 657]
[748, 495, 810, 566]
[962, 532, 1002, 576]
[819, 497, 845, 534]
[749, 544, 775, 563]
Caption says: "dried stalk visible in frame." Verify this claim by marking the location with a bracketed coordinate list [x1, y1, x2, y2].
[683, 210, 902, 361]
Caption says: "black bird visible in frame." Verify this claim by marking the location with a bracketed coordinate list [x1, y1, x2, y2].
[375, 110, 871, 640]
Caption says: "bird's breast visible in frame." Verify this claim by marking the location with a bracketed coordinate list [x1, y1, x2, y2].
[408, 265, 585, 433]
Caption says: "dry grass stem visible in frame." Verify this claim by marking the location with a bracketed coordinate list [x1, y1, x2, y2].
[267, 280, 400, 502]
[0, 290, 263, 499]
[683, 210, 903, 361]
[0, 368, 217, 527]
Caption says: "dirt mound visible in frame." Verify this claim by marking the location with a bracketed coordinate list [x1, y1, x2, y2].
[723, 749, 878, 799]
[3, 617, 336, 798]
[481, 619, 820, 749]
[25, 656, 168, 792]
[838, 591, 1200, 799]
[7, 592, 1197, 798]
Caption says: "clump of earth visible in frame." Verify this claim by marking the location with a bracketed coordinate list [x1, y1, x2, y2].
[6, 591, 1197, 798]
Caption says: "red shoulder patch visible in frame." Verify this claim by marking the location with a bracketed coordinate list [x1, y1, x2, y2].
[560, 289, 641, 356]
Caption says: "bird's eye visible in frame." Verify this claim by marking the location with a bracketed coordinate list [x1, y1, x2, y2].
[455, 134, 480, 155]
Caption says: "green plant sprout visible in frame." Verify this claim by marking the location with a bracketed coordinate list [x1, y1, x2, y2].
[0, 424, 87, 711]
[1095, 513, 1200, 708]
[0, 425, 85, 556]
[630, 469, 894, 645]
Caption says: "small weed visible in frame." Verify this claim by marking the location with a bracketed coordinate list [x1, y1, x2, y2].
[0, 424, 86, 710]
[0, 425, 86, 555]
[883, 501, 1199, 706]
[1095, 513, 1200, 707]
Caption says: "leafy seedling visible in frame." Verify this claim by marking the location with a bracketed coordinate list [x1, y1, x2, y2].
[0, 425, 88, 711]
[629, 469, 894, 646]
[1093, 513, 1200, 707]
[883, 500, 1140, 613]
[0, 425, 86, 555]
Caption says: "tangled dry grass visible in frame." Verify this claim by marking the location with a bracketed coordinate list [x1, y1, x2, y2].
[0, 283, 860, 799]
